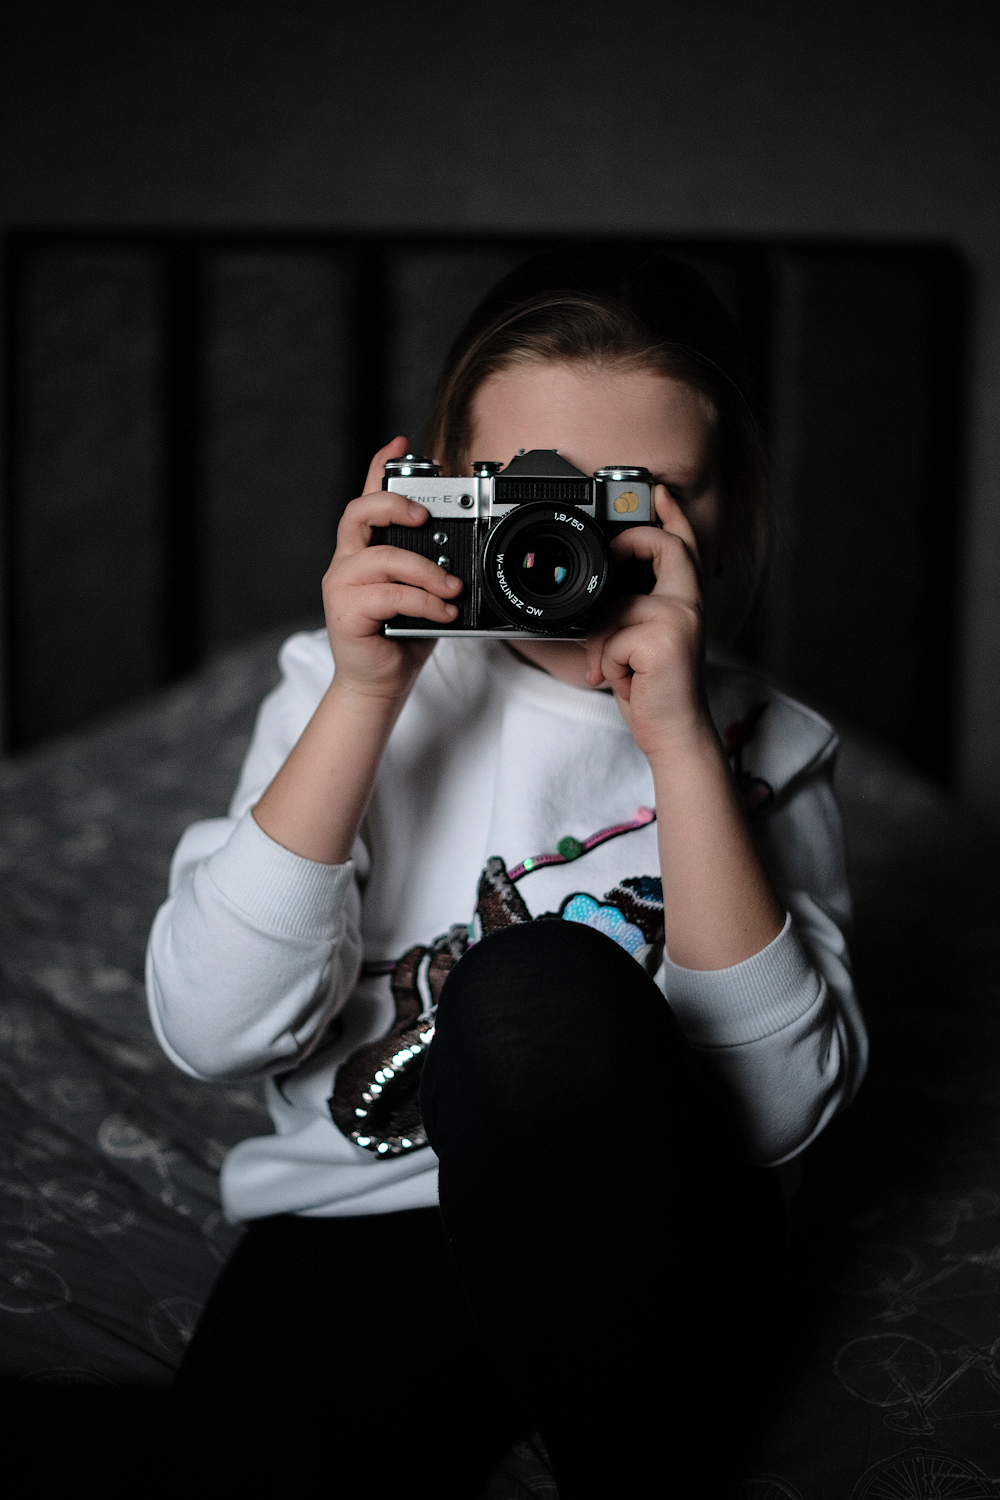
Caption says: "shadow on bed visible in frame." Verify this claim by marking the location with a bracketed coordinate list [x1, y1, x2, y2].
[1, 632, 999, 1497]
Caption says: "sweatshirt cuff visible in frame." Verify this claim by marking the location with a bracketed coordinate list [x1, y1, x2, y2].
[662, 912, 821, 1048]
[206, 811, 356, 941]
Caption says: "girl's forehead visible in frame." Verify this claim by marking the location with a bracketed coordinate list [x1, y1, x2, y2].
[469, 360, 714, 477]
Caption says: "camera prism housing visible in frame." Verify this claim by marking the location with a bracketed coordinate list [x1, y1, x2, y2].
[374, 449, 660, 638]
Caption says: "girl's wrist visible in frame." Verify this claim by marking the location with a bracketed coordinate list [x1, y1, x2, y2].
[325, 669, 413, 722]
[642, 710, 723, 777]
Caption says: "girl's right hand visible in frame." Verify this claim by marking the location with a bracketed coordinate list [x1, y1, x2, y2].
[254, 435, 460, 864]
[322, 437, 464, 703]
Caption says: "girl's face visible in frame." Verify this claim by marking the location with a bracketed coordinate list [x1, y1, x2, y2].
[467, 360, 724, 689]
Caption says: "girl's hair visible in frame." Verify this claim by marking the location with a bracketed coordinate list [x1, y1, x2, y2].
[424, 245, 771, 613]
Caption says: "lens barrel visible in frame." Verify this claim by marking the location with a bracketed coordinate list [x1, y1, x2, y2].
[481, 503, 610, 631]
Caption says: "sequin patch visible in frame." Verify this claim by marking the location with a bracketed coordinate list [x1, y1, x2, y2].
[559, 893, 647, 955]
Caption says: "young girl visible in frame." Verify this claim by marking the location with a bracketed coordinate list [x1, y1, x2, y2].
[149, 247, 866, 1496]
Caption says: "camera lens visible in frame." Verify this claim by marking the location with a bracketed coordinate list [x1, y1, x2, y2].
[482, 504, 610, 630]
[514, 537, 573, 596]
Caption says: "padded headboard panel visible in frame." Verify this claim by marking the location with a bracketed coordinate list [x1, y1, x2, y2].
[2, 234, 967, 781]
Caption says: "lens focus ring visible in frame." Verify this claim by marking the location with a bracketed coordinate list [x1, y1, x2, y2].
[481, 504, 610, 631]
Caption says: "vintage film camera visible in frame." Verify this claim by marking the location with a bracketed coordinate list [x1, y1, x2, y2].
[374, 448, 660, 638]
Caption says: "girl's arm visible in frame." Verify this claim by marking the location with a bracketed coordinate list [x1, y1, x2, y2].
[147, 438, 465, 1079]
[252, 437, 464, 865]
[587, 486, 785, 970]
[645, 722, 784, 969]
[588, 492, 866, 1161]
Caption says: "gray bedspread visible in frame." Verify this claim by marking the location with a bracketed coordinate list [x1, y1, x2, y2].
[2, 632, 1000, 1498]
[0, 639, 282, 1386]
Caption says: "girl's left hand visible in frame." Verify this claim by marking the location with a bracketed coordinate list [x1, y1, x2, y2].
[584, 484, 713, 759]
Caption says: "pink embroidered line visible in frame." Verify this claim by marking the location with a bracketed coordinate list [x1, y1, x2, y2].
[507, 806, 656, 883]
[361, 807, 657, 977]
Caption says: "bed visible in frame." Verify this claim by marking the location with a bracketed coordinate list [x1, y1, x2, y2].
[0, 232, 990, 1494]
[0, 629, 998, 1496]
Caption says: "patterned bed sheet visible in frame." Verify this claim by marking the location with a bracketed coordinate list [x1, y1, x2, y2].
[0, 638, 281, 1387]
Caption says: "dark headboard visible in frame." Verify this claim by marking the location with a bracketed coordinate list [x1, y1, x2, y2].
[2, 234, 967, 781]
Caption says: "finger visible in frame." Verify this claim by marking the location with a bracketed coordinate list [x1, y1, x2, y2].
[584, 596, 635, 686]
[363, 436, 410, 498]
[335, 491, 431, 557]
[584, 642, 631, 694]
[356, 582, 460, 627]
[611, 523, 702, 601]
[653, 483, 701, 562]
[595, 626, 641, 701]
[584, 593, 656, 685]
[595, 620, 666, 702]
[344, 545, 463, 599]
[584, 590, 701, 688]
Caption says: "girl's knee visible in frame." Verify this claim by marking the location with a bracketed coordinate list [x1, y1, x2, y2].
[423, 920, 692, 1148]
[438, 918, 670, 1033]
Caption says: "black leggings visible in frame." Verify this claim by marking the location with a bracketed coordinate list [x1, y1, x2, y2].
[175, 921, 785, 1496]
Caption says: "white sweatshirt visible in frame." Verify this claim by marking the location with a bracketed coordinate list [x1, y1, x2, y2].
[146, 631, 867, 1222]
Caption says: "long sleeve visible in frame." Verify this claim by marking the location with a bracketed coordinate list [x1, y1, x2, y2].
[661, 753, 867, 1166]
[146, 631, 366, 1082]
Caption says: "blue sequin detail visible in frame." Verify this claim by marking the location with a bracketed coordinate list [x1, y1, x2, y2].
[623, 874, 663, 904]
[560, 894, 647, 955]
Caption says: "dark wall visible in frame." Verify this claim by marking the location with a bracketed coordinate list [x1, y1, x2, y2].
[1, 1, 999, 804]
[3, 234, 967, 787]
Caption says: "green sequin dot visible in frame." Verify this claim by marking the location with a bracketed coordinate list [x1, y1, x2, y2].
[557, 836, 584, 862]
[523, 857, 535, 871]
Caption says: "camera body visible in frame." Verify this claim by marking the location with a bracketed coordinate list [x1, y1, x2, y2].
[374, 448, 660, 638]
